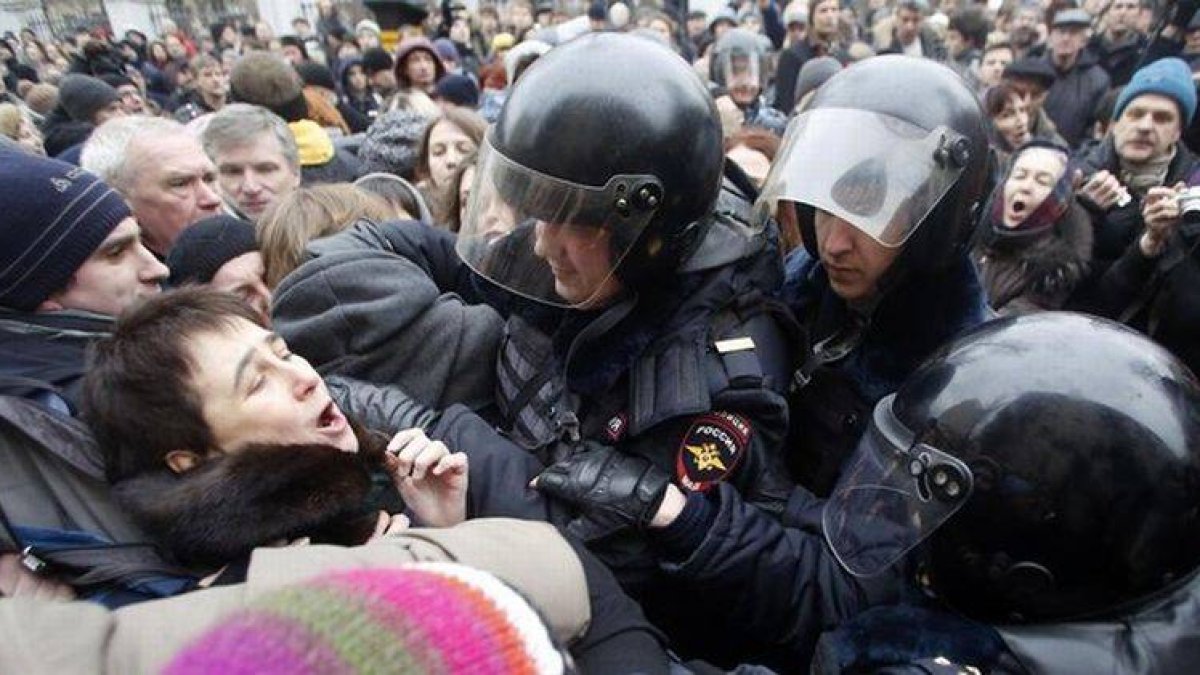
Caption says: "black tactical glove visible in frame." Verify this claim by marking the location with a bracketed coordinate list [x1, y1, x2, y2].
[535, 443, 671, 530]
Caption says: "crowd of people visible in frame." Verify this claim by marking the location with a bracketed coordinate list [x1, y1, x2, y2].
[1, 0, 1200, 672]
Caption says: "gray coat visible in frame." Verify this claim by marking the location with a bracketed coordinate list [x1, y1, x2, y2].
[271, 219, 503, 411]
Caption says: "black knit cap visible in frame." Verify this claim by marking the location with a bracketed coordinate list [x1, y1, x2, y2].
[166, 215, 258, 286]
[296, 61, 338, 92]
[58, 74, 121, 123]
[0, 150, 131, 311]
[361, 48, 394, 76]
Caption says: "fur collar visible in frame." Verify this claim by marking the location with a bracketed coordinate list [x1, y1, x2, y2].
[113, 444, 384, 569]
[975, 203, 1093, 313]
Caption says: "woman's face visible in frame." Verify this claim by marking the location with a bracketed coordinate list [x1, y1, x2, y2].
[457, 164, 475, 227]
[993, 94, 1031, 150]
[427, 119, 476, 188]
[812, 0, 841, 37]
[1001, 147, 1067, 227]
[348, 65, 368, 92]
[185, 317, 358, 455]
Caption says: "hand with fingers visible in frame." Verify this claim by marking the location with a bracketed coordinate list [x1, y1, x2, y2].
[0, 553, 75, 601]
[368, 511, 413, 540]
[385, 429, 469, 527]
[1140, 183, 1185, 257]
[1078, 170, 1130, 211]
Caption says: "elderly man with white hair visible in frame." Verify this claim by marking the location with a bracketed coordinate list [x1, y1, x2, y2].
[81, 116, 223, 258]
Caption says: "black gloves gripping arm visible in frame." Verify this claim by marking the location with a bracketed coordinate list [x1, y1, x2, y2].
[535, 442, 672, 531]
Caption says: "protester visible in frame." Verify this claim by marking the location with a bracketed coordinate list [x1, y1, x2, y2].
[973, 141, 1093, 314]
[393, 37, 445, 97]
[0, 151, 167, 410]
[165, 215, 271, 325]
[81, 115, 222, 257]
[414, 107, 486, 224]
[200, 103, 301, 223]
[1041, 8, 1111, 147]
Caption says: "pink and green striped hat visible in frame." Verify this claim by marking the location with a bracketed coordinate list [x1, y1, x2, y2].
[165, 563, 567, 675]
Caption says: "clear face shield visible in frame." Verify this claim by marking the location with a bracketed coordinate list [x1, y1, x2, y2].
[754, 108, 972, 248]
[456, 138, 663, 308]
[721, 50, 763, 92]
[822, 394, 974, 577]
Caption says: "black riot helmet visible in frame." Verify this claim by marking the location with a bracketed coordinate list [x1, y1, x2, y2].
[823, 313, 1200, 623]
[709, 28, 770, 94]
[455, 33, 726, 309]
[756, 55, 990, 274]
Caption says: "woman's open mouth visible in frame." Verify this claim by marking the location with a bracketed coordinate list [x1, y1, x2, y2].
[317, 400, 347, 434]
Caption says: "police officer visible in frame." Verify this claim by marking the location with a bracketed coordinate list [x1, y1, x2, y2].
[378, 32, 796, 660]
[709, 28, 789, 135]
[538, 56, 999, 670]
[813, 312, 1200, 674]
[768, 55, 994, 496]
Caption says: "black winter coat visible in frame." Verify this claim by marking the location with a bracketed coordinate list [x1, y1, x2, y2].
[0, 310, 112, 413]
[1041, 50, 1111, 148]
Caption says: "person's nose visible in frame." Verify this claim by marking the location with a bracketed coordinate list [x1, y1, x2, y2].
[196, 178, 223, 211]
[533, 221, 564, 259]
[822, 216, 856, 257]
[137, 244, 170, 284]
[289, 358, 321, 401]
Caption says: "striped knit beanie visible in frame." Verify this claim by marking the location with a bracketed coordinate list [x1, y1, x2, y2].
[0, 150, 131, 311]
[165, 563, 567, 675]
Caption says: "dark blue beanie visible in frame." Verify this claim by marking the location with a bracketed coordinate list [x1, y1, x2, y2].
[1114, 58, 1197, 124]
[0, 150, 131, 311]
[166, 215, 258, 286]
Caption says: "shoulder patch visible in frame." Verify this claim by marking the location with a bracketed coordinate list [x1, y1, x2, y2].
[604, 412, 628, 443]
[676, 412, 752, 492]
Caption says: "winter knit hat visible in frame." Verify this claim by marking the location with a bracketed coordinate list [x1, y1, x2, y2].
[164, 564, 566, 675]
[296, 61, 339, 93]
[1114, 57, 1197, 124]
[57, 74, 121, 123]
[358, 109, 435, 177]
[0, 151, 131, 310]
[361, 47, 395, 76]
[165, 215, 258, 287]
[433, 38, 460, 64]
[434, 73, 480, 107]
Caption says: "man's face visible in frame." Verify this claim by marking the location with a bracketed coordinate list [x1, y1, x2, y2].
[511, 4, 534, 30]
[214, 133, 300, 222]
[533, 221, 623, 307]
[1107, 0, 1139, 34]
[404, 50, 438, 87]
[1049, 25, 1088, 63]
[787, 20, 808, 44]
[196, 66, 228, 98]
[945, 29, 966, 58]
[812, 208, 900, 303]
[895, 8, 923, 45]
[450, 19, 471, 44]
[1113, 93, 1182, 163]
[978, 47, 1013, 87]
[1187, 28, 1200, 53]
[185, 318, 358, 455]
[211, 252, 272, 326]
[126, 134, 223, 256]
[726, 53, 761, 106]
[116, 84, 146, 114]
[688, 16, 708, 37]
[813, 0, 840, 37]
[292, 20, 312, 37]
[358, 30, 381, 49]
[281, 45, 305, 65]
[42, 217, 169, 316]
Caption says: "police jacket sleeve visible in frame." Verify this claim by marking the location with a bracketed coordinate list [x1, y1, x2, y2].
[655, 483, 902, 666]
[427, 404, 559, 523]
[561, 534, 672, 675]
[324, 375, 440, 432]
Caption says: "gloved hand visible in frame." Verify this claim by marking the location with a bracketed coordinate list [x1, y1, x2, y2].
[534, 443, 671, 530]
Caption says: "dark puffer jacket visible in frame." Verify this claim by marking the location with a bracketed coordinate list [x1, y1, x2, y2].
[1041, 49, 1111, 148]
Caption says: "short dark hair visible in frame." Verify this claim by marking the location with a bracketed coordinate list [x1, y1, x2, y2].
[949, 7, 991, 49]
[83, 287, 264, 484]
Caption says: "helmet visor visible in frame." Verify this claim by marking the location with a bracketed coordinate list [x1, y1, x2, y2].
[721, 50, 762, 90]
[755, 108, 971, 248]
[823, 394, 974, 577]
[456, 138, 663, 308]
